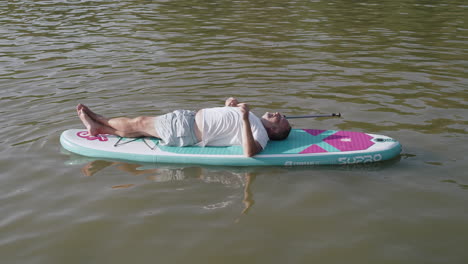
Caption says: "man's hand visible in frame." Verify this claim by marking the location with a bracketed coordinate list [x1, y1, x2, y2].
[238, 103, 250, 120]
[225, 97, 239, 107]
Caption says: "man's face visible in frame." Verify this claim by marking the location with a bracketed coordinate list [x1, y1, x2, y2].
[262, 112, 290, 130]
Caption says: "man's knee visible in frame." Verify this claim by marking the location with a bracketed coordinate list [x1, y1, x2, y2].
[133, 116, 149, 129]
[134, 116, 157, 135]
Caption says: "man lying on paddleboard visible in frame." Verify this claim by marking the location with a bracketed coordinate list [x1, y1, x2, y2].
[76, 97, 291, 157]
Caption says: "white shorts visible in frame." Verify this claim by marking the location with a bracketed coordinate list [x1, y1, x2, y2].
[154, 110, 198, 147]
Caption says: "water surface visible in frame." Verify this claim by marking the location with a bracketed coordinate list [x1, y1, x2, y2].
[1, 0, 467, 263]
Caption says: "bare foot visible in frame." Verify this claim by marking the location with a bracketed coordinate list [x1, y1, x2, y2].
[76, 104, 84, 115]
[77, 104, 109, 126]
[81, 160, 114, 177]
[78, 109, 102, 136]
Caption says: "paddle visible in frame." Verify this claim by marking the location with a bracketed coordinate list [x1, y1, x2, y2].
[284, 113, 341, 119]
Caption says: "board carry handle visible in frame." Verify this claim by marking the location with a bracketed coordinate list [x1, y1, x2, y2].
[284, 113, 341, 119]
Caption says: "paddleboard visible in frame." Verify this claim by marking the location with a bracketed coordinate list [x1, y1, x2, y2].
[60, 129, 401, 166]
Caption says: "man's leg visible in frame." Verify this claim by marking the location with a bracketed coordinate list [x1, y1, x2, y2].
[78, 109, 115, 136]
[77, 104, 110, 126]
[77, 105, 159, 138]
[105, 115, 159, 138]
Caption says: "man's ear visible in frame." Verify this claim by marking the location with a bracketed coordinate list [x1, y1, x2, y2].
[266, 126, 280, 135]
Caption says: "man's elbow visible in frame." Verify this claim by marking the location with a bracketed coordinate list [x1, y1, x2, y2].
[243, 147, 262, 157]
[244, 151, 256, 157]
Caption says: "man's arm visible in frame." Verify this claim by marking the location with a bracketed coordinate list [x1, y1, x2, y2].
[238, 103, 263, 157]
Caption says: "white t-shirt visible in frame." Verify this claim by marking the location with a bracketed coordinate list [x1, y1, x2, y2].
[198, 107, 269, 149]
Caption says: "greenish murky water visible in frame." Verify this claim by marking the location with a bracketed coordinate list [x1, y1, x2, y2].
[1, 1, 467, 263]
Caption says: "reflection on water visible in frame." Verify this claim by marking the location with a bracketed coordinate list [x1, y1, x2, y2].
[76, 158, 257, 217]
[65, 150, 403, 219]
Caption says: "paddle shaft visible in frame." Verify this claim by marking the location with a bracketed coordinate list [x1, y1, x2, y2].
[285, 113, 341, 119]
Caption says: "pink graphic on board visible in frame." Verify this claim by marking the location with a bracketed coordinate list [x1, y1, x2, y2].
[323, 131, 374, 151]
[303, 129, 326, 136]
[77, 131, 108, 142]
[300, 144, 327, 154]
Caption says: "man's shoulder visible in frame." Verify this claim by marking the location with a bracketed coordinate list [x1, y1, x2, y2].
[248, 111, 262, 122]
